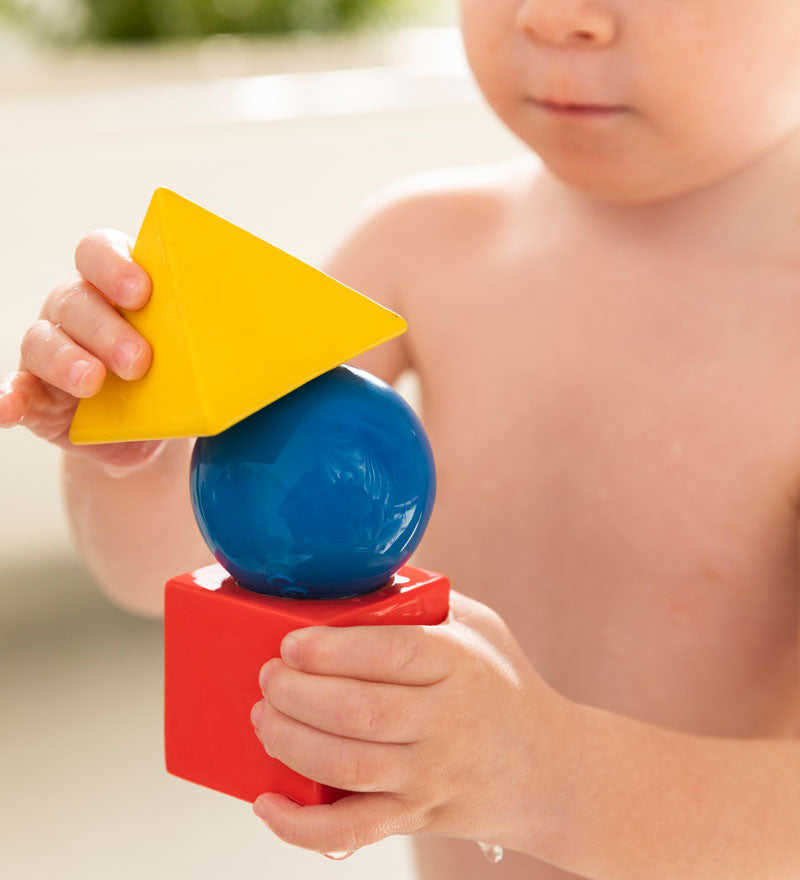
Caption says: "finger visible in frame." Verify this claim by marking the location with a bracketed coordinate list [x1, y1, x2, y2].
[74, 229, 151, 310]
[0, 370, 73, 432]
[2, 369, 78, 444]
[448, 590, 511, 642]
[0, 368, 167, 467]
[260, 659, 430, 744]
[281, 623, 453, 685]
[0, 369, 87, 446]
[253, 791, 420, 854]
[20, 319, 106, 398]
[42, 278, 151, 381]
[251, 698, 410, 793]
[0, 372, 28, 427]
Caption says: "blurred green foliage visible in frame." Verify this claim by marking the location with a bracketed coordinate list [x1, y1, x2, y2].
[1, 0, 411, 42]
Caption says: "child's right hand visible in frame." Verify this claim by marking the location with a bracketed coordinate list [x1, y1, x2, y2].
[0, 229, 166, 473]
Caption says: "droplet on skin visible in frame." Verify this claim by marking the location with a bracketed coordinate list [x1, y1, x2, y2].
[477, 841, 504, 864]
[323, 850, 355, 860]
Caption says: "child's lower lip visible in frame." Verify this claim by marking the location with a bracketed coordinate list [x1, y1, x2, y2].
[527, 97, 628, 118]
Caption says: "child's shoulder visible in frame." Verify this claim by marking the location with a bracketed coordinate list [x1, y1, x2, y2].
[327, 158, 538, 381]
[325, 158, 538, 295]
[362, 157, 536, 244]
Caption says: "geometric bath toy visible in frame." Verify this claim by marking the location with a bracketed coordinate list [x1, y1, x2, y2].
[69, 188, 407, 444]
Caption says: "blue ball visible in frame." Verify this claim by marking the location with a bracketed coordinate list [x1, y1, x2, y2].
[190, 366, 436, 598]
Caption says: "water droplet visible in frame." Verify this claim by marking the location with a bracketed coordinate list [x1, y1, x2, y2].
[323, 850, 355, 860]
[477, 841, 504, 864]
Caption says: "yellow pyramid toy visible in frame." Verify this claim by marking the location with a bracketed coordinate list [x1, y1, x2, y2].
[69, 189, 407, 444]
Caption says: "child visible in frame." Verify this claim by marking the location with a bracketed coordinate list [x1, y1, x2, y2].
[2, 1, 799, 877]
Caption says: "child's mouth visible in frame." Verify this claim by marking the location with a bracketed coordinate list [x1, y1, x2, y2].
[527, 97, 629, 118]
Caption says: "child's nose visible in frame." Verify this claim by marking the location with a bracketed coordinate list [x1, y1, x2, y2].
[515, 0, 618, 48]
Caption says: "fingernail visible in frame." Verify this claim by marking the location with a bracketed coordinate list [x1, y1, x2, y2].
[117, 274, 143, 307]
[281, 635, 300, 666]
[114, 338, 142, 372]
[250, 700, 264, 728]
[68, 359, 92, 390]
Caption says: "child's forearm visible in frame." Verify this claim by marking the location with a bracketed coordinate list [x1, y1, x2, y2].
[530, 703, 800, 880]
[62, 438, 212, 617]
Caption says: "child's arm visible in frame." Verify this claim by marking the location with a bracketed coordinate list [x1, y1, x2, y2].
[248, 593, 799, 878]
[61, 436, 211, 615]
[535, 696, 800, 879]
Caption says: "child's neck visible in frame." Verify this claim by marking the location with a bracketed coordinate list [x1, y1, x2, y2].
[541, 127, 800, 264]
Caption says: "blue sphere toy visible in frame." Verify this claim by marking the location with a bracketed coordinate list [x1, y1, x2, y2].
[190, 366, 436, 598]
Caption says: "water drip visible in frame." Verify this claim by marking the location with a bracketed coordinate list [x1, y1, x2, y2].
[477, 841, 504, 864]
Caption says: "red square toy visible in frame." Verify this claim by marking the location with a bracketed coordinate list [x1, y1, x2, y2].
[164, 563, 450, 805]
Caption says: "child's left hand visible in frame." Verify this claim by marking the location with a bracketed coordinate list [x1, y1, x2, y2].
[249, 591, 585, 857]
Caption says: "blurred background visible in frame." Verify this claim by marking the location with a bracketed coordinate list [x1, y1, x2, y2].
[0, 1, 524, 877]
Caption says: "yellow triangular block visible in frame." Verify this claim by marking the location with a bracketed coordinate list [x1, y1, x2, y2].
[70, 189, 407, 444]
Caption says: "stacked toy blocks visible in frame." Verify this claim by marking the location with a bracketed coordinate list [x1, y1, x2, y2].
[70, 188, 449, 808]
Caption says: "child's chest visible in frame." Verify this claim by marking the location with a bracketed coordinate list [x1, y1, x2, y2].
[409, 245, 800, 738]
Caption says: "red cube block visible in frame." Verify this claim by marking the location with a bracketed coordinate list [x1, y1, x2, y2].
[164, 563, 450, 805]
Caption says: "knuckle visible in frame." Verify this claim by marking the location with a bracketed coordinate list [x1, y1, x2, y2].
[49, 281, 89, 325]
[327, 814, 360, 852]
[349, 691, 380, 738]
[481, 602, 508, 632]
[41, 284, 61, 319]
[394, 796, 428, 835]
[284, 813, 308, 848]
[410, 803, 433, 834]
[390, 628, 422, 679]
[327, 741, 372, 791]
[326, 740, 353, 783]
[418, 801, 444, 834]
[268, 805, 305, 847]
[102, 227, 134, 255]
[259, 709, 285, 759]
[405, 742, 427, 786]
[264, 668, 289, 712]
[73, 232, 100, 271]
[405, 742, 441, 803]
[74, 229, 110, 265]
[302, 632, 332, 670]
[20, 319, 52, 361]
[75, 229, 135, 287]
[19, 322, 40, 357]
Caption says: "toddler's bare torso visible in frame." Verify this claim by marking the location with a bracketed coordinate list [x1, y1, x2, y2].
[371, 161, 800, 880]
